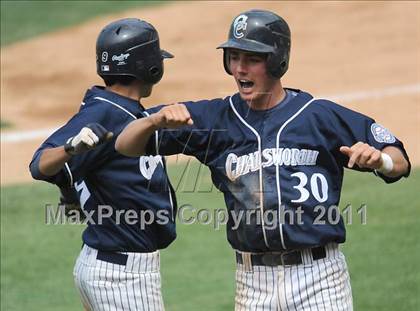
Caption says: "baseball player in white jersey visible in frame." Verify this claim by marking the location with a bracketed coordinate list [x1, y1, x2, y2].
[115, 9, 411, 311]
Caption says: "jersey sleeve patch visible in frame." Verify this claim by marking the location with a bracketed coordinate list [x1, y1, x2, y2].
[370, 123, 396, 143]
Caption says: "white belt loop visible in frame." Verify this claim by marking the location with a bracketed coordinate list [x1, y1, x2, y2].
[301, 248, 312, 265]
[327, 243, 339, 259]
[242, 253, 253, 272]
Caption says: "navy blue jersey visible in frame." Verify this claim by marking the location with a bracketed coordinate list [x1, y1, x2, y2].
[146, 89, 410, 252]
[30, 86, 177, 252]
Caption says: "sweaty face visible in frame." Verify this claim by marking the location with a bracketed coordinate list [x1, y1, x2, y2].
[228, 49, 280, 109]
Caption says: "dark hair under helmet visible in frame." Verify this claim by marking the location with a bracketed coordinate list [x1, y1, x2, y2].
[96, 18, 173, 84]
[217, 10, 291, 79]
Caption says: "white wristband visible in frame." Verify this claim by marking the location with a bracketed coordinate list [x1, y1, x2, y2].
[377, 152, 394, 174]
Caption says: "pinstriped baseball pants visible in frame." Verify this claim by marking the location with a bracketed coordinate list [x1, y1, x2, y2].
[73, 244, 165, 311]
[235, 244, 353, 311]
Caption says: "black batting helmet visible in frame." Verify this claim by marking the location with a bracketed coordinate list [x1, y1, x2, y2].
[96, 18, 173, 85]
[217, 10, 291, 79]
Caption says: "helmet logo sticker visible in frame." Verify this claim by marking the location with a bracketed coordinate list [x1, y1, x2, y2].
[233, 15, 248, 39]
[101, 51, 108, 62]
[370, 123, 396, 143]
[112, 53, 130, 66]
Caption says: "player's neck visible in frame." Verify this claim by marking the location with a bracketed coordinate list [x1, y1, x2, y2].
[106, 84, 142, 102]
[246, 82, 286, 111]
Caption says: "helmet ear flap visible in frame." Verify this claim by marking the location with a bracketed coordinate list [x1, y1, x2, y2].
[149, 66, 161, 78]
[132, 42, 165, 84]
[223, 49, 233, 75]
[266, 52, 289, 79]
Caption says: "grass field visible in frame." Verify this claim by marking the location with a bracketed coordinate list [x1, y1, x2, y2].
[0, 0, 166, 46]
[0, 120, 12, 129]
[1, 162, 419, 311]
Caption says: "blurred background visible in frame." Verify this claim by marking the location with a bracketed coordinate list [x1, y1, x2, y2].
[1, 1, 419, 310]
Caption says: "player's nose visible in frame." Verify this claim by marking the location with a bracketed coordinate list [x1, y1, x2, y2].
[235, 59, 248, 75]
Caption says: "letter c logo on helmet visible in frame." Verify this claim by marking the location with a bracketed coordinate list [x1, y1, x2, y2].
[233, 15, 248, 39]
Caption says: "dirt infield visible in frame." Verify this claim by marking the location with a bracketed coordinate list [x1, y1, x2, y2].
[1, 1, 419, 185]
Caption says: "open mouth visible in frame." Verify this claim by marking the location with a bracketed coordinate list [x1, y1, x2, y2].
[238, 79, 254, 89]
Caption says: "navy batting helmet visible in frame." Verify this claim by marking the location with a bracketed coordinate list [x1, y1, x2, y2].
[217, 10, 291, 79]
[96, 18, 173, 84]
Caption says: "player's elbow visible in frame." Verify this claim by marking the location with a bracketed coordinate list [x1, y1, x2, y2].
[29, 156, 47, 181]
[29, 150, 44, 180]
[29, 162, 39, 180]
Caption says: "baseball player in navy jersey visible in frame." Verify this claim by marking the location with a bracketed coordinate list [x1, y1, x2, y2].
[116, 9, 411, 310]
[116, 10, 410, 311]
[30, 18, 175, 311]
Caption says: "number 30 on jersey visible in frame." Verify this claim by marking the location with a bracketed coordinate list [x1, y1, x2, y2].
[290, 172, 328, 203]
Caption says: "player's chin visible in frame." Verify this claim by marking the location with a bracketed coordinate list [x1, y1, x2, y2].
[238, 89, 257, 102]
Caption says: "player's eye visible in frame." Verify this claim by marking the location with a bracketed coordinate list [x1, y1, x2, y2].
[229, 53, 239, 61]
[249, 57, 264, 63]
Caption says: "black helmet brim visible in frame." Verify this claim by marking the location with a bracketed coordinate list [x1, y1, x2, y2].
[161, 49, 174, 59]
[217, 39, 275, 54]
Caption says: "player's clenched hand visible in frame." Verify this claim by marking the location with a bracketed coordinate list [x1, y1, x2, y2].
[64, 123, 113, 155]
[339, 142, 382, 169]
[150, 103, 193, 129]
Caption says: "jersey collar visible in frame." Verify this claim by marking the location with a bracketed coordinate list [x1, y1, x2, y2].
[85, 86, 146, 118]
[232, 88, 313, 116]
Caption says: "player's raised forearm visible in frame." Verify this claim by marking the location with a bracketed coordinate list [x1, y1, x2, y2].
[116, 103, 193, 157]
[32, 123, 113, 178]
[116, 117, 158, 156]
[38, 146, 72, 176]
